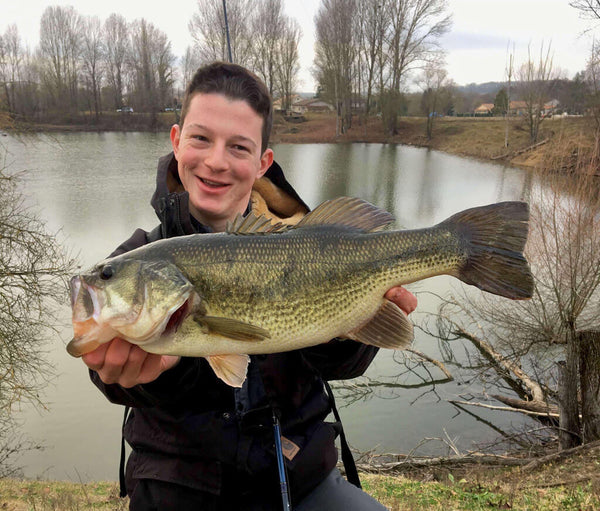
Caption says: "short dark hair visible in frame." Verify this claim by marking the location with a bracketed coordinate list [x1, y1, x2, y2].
[180, 62, 273, 154]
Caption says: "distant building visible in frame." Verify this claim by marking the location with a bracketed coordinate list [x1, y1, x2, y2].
[509, 100, 528, 116]
[273, 94, 303, 113]
[474, 103, 494, 115]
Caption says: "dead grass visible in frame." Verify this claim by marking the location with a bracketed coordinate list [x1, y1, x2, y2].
[2, 445, 598, 510]
[272, 113, 595, 169]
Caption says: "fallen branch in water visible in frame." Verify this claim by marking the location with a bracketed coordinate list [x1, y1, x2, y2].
[353, 453, 530, 474]
[449, 399, 559, 418]
[491, 138, 550, 160]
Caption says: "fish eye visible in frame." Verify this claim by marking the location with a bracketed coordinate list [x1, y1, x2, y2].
[100, 265, 114, 280]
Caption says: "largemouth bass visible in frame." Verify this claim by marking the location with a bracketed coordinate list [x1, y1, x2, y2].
[67, 197, 533, 387]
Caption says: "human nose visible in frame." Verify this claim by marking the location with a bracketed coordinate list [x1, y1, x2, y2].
[204, 142, 228, 173]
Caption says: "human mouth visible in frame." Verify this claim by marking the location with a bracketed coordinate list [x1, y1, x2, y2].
[198, 177, 229, 189]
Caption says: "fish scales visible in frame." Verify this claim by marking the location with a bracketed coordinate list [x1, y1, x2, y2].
[135, 225, 464, 348]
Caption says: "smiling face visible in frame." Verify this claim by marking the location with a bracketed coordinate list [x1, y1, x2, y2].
[170, 93, 274, 232]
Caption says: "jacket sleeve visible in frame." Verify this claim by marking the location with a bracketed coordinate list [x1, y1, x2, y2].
[89, 357, 208, 408]
[300, 339, 379, 381]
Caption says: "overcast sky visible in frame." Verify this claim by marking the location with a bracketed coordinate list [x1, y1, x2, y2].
[2, 0, 596, 92]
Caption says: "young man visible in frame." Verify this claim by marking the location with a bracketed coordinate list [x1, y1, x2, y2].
[82, 62, 417, 510]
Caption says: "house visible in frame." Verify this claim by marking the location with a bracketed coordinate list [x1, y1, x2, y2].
[294, 98, 334, 113]
[273, 94, 303, 113]
[474, 103, 494, 115]
[509, 101, 528, 116]
[542, 99, 560, 117]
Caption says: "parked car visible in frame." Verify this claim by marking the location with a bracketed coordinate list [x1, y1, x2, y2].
[116, 106, 134, 113]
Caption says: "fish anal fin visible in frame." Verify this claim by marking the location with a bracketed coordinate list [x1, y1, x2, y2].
[194, 315, 271, 341]
[347, 300, 414, 349]
[296, 197, 394, 232]
[207, 354, 249, 387]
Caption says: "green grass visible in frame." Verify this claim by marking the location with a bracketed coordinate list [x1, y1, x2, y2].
[2, 471, 598, 511]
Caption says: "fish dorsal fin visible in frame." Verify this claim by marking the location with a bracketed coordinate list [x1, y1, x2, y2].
[295, 197, 394, 232]
[226, 211, 290, 235]
[346, 299, 414, 349]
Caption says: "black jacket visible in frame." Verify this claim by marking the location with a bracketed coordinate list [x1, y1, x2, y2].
[90, 153, 379, 506]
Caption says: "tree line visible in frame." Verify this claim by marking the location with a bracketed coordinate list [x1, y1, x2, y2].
[0, 0, 302, 126]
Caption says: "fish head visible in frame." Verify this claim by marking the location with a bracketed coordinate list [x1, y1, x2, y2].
[67, 257, 196, 357]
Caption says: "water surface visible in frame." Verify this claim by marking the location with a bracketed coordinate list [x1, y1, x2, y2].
[2, 133, 532, 481]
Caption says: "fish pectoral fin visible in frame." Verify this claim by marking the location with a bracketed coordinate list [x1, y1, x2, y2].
[347, 299, 414, 349]
[194, 316, 271, 341]
[207, 354, 249, 388]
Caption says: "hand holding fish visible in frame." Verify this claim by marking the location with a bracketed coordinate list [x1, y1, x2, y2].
[82, 338, 180, 388]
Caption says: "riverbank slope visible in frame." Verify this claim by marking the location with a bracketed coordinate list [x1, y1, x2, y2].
[271, 113, 595, 170]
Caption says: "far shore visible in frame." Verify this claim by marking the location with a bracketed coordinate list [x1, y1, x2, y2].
[5, 112, 594, 170]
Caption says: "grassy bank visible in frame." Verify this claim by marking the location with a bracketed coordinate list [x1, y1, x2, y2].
[271, 113, 595, 170]
[2, 443, 599, 510]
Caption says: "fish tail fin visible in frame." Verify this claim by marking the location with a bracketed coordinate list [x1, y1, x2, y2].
[443, 201, 534, 300]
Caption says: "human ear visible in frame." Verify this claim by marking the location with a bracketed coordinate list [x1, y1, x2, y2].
[258, 148, 274, 178]
[170, 125, 181, 156]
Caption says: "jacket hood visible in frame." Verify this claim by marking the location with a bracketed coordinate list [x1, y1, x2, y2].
[150, 152, 309, 234]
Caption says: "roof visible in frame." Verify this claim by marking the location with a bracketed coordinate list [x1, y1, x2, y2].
[475, 103, 494, 112]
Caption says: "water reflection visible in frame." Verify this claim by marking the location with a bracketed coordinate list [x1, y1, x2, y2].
[3, 133, 532, 481]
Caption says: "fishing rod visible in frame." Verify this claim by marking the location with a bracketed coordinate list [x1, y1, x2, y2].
[273, 411, 292, 511]
[222, 0, 233, 63]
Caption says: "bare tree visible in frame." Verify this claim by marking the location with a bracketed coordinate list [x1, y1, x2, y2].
[38, 6, 83, 113]
[129, 19, 175, 125]
[0, 157, 77, 474]
[419, 58, 449, 139]
[570, 0, 600, 19]
[81, 16, 104, 122]
[382, 0, 451, 135]
[585, 38, 600, 129]
[314, 0, 357, 135]
[181, 45, 202, 92]
[0, 25, 24, 114]
[275, 17, 301, 113]
[356, 0, 388, 129]
[516, 43, 558, 143]
[188, 0, 255, 67]
[436, 142, 600, 449]
[104, 13, 130, 110]
[504, 42, 515, 149]
[155, 30, 176, 111]
[251, 0, 286, 95]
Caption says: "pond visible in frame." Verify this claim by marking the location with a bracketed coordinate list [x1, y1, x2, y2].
[2, 132, 534, 482]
